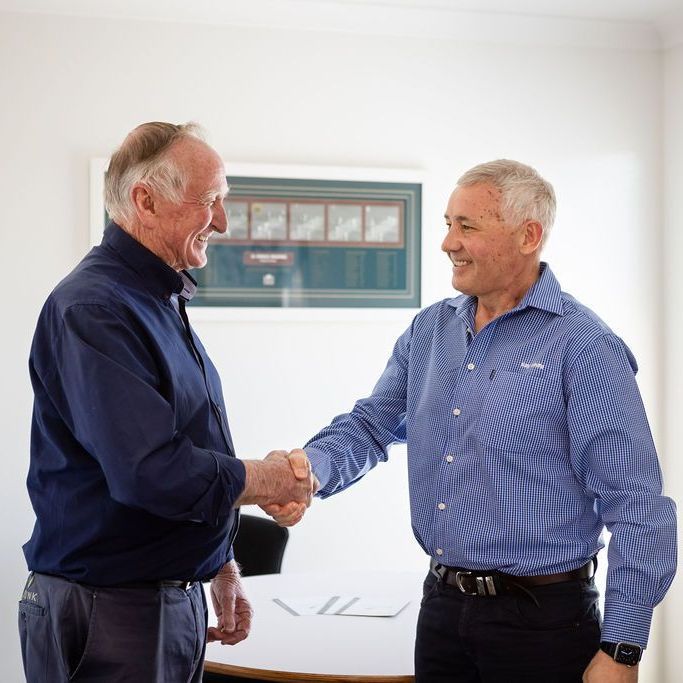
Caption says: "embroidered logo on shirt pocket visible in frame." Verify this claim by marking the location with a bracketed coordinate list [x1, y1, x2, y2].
[478, 369, 564, 452]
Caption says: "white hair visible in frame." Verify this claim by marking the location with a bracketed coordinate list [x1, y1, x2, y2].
[104, 121, 205, 226]
[457, 159, 556, 246]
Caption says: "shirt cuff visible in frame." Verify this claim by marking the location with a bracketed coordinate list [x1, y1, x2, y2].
[304, 446, 332, 493]
[212, 451, 247, 516]
[602, 600, 653, 647]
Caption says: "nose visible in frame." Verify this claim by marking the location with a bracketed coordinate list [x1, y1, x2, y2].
[441, 226, 461, 253]
[213, 200, 229, 235]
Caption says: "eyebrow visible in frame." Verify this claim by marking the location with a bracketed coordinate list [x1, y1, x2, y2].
[444, 214, 473, 223]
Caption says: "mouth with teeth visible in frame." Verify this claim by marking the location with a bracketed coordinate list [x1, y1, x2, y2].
[450, 257, 471, 267]
[195, 234, 209, 243]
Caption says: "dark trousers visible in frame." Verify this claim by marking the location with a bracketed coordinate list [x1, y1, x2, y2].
[415, 570, 602, 683]
[18, 572, 208, 683]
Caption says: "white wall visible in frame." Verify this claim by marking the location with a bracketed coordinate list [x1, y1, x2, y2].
[662, 39, 683, 683]
[0, 9, 671, 681]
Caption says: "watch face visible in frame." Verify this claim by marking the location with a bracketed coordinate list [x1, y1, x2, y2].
[616, 643, 642, 666]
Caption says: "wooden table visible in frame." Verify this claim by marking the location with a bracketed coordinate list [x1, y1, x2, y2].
[204, 570, 423, 682]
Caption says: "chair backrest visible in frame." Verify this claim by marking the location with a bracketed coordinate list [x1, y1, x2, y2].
[232, 514, 289, 576]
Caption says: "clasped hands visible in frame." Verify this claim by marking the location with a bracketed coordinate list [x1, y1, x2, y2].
[260, 448, 319, 526]
[211, 451, 317, 646]
[236, 448, 319, 527]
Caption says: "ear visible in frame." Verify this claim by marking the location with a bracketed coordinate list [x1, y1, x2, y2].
[519, 220, 543, 255]
[130, 184, 158, 225]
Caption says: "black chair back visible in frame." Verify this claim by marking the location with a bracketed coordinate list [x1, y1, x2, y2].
[232, 514, 289, 577]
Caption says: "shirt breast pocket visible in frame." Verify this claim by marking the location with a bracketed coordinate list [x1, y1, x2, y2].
[478, 369, 565, 452]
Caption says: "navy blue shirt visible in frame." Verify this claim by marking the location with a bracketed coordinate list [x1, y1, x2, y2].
[24, 223, 246, 585]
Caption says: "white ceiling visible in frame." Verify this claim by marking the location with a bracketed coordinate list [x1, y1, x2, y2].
[1, 0, 681, 46]
[315, 0, 683, 24]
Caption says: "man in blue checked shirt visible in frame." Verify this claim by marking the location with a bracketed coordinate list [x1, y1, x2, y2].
[269, 160, 676, 682]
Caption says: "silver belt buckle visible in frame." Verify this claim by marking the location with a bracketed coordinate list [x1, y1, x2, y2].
[454, 570, 479, 596]
[454, 571, 497, 596]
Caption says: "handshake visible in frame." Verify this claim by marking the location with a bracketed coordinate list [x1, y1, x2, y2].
[236, 449, 319, 527]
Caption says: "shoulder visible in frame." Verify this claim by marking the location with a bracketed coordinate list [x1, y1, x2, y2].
[560, 292, 613, 334]
[40, 248, 141, 329]
[557, 291, 636, 372]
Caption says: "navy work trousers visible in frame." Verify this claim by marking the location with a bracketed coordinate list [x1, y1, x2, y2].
[415, 570, 602, 682]
[18, 572, 208, 683]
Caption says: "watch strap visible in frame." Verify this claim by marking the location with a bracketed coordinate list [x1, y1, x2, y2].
[600, 641, 643, 665]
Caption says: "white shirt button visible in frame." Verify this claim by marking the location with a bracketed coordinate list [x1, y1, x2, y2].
[437, 502, 446, 510]
[446, 455, 454, 463]
[467, 363, 475, 371]
[452, 408, 461, 416]
[436, 548, 444, 556]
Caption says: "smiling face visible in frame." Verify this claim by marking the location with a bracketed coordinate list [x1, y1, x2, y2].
[442, 182, 541, 310]
[135, 137, 229, 271]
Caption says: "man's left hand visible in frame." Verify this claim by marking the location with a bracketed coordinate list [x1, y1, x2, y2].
[207, 560, 253, 645]
[583, 650, 638, 682]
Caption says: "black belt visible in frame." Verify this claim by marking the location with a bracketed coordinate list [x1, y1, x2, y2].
[430, 557, 595, 597]
[113, 580, 194, 591]
[41, 573, 194, 591]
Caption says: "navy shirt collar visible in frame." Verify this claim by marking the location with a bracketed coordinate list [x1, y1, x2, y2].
[102, 222, 197, 301]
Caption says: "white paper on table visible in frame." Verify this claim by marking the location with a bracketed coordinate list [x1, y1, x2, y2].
[272, 595, 354, 616]
[332, 596, 410, 617]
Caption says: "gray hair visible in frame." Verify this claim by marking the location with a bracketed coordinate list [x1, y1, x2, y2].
[457, 159, 556, 246]
[104, 121, 205, 225]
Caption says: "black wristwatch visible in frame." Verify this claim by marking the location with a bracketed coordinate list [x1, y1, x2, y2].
[600, 641, 643, 666]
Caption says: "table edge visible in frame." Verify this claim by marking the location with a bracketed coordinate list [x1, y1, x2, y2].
[204, 661, 414, 683]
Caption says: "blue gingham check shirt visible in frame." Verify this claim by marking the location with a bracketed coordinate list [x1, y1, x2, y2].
[306, 263, 677, 647]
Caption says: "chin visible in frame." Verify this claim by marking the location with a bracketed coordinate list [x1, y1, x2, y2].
[187, 251, 208, 270]
[452, 279, 476, 296]
[452, 274, 466, 291]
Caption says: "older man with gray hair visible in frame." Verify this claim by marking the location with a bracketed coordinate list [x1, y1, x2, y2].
[19, 122, 315, 683]
[273, 160, 677, 682]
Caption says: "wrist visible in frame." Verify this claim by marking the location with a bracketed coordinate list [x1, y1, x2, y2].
[600, 641, 643, 666]
[235, 460, 276, 506]
[213, 560, 240, 583]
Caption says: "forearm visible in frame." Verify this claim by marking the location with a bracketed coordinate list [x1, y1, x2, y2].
[50, 305, 248, 522]
[600, 497, 676, 645]
[301, 326, 410, 496]
[236, 460, 284, 506]
[235, 452, 313, 508]
[214, 558, 240, 580]
[567, 335, 678, 645]
[304, 403, 403, 497]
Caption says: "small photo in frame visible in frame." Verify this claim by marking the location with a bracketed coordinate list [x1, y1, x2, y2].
[251, 202, 288, 241]
[329, 204, 363, 242]
[290, 203, 326, 241]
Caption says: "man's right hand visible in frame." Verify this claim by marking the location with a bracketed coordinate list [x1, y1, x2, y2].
[260, 449, 320, 526]
[235, 448, 318, 516]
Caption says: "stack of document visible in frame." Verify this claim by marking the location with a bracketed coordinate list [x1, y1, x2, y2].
[272, 595, 409, 617]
